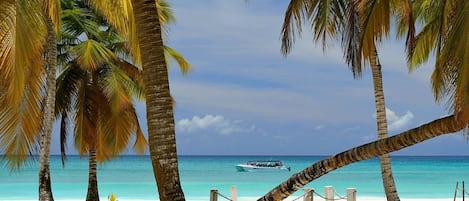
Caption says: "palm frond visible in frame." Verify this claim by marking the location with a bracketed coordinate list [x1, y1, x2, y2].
[436, 1, 469, 120]
[70, 39, 117, 70]
[157, 0, 176, 39]
[358, 0, 391, 62]
[73, 75, 96, 156]
[408, 18, 439, 71]
[60, 111, 69, 166]
[131, 105, 147, 154]
[341, 0, 362, 77]
[61, 8, 101, 39]
[116, 60, 145, 100]
[394, 0, 415, 58]
[1, 0, 47, 105]
[0, 64, 45, 169]
[280, 0, 315, 55]
[164, 45, 192, 75]
[55, 62, 85, 116]
[43, 0, 62, 33]
[100, 101, 136, 157]
[86, 0, 141, 65]
[312, 0, 343, 50]
[101, 64, 133, 113]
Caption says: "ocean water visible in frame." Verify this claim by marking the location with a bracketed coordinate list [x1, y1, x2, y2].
[1, 155, 469, 200]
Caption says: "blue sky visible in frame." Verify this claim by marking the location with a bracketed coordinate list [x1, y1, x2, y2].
[53, 0, 469, 156]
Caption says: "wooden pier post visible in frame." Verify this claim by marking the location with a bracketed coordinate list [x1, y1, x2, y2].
[210, 189, 218, 201]
[346, 188, 356, 201]
[303, 188, 314, 201]
[325, 186, 334, 201]
[231, 186, 237, 201]
[455, 182, 459, 201]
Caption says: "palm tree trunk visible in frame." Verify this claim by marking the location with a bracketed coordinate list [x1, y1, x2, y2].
[258, 115, 466, 201]
[39, 16, 56, 201]
[370, 46, 400, 201]
[131, 1, 185, 201]
[86, 148, 100, 201]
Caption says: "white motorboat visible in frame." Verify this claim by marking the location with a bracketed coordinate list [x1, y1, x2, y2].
[235, 160, 291, 172]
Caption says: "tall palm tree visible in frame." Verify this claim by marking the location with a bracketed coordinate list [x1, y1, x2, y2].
[58, 1, 190, 200]
[88, 0, 189, 200]
[39, 0, 61, 199]
[260, 1, 469, 200]
[0, 0, 60, 200]
[280, 1, 415, 200]
[56, 1, 148, 200]
[128, 1, 186, 200]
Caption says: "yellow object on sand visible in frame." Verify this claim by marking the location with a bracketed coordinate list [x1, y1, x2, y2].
[108, 193, 117, 201]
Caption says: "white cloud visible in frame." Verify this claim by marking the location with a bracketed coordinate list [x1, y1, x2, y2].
[372, 108, 414, 131]
[388, 110, 414, 131]
[176, 114, 254, 135]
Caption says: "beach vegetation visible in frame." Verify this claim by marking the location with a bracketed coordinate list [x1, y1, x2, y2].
[55, 0, 148, 200]
[259, 1, 469, 200]
[108, 193, 117, 201]
[1, 0, 188, 200]
[83, 0, 189, 199]
[279, 0, 415, 200]
[130, 0, 187, 200]
[56, 0, 190, 200]
[0, 0, 61, 200]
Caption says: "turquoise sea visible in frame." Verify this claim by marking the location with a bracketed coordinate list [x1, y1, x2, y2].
[1, 155, 469, 200]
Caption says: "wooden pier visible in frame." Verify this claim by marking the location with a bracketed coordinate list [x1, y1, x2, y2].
[210, 186, 357, 201]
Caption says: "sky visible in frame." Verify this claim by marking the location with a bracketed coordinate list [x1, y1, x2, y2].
[53, 0, 469, 156]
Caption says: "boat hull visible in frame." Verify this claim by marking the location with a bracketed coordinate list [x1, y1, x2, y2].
[235, 164, 290, 172]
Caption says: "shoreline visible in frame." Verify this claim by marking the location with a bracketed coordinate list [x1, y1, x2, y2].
[0, 198, 458, 201]
[0, 196, 462, 201]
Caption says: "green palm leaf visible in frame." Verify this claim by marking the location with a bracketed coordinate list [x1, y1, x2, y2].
[164, 46, 192, 75]
[0, 0, 49, 168]
[70, 39, 117, 70]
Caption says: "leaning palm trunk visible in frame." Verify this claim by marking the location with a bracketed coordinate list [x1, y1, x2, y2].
[131, 0, 185, 201]
[370, 46, 400, 201]
[39, 17, 57, 201]
[86, 148, 99, 201]
[258, 115, 466, 201]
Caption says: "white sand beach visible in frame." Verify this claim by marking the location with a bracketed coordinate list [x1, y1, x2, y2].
[236, 198, 455, 201]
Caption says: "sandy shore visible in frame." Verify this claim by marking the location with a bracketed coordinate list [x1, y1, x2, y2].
[186, 197, 455, 201]
[221, 197, 456, 201]
[0, 198, 457, 201]
[239, 198, 455, 201]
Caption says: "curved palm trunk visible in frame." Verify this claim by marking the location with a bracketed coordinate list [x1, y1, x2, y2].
[86, 148, 99, 201]
[258, 115, 466, 201]
[131, 1, 185, 201]
[39, 17, 57, 201]
[370, 46, 400, 201]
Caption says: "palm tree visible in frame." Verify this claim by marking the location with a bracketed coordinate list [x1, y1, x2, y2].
[280, 1, 416, 200]
[56, 1, 190, 200]
[56, 1, 148, 200]
[1, 1, 188, 200]
[0, 0, 60, 200]
[88, 0, 189, 200]
[127, 1, 186, 200]
[39, 0, 61, 199]
[258, 114, 466, 201]
[259, 1, 469, 200]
